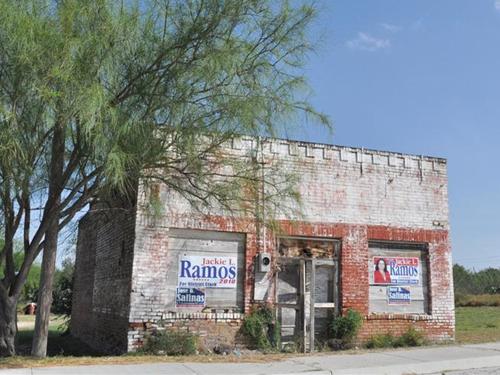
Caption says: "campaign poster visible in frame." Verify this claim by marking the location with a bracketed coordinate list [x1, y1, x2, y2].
[178, 255, 237, 288]
[387, 286, 411, 304]
[175, 288, 206, 308]
[372, 257, 420, 285]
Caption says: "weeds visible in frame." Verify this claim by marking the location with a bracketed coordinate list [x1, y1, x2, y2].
[329, 309, 363, 347]
[241, 305, 280, 351]
[365, 327, 425, 349]
[139, 330, 198, 356]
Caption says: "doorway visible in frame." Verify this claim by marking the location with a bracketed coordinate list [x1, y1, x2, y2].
[275, 237, 340, 352]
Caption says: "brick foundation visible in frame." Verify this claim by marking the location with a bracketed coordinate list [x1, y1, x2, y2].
[127, 313, 243, 352]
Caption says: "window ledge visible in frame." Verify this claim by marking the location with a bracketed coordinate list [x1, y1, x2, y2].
[366, 313, 433, 321]
[161, 312, 243, 321]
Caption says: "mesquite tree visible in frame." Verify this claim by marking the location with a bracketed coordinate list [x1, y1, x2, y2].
[0, 0, 328, 357]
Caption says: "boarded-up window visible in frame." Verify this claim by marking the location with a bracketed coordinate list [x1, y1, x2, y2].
[166, 229, 245, 312]
[368, 242, 429, 314]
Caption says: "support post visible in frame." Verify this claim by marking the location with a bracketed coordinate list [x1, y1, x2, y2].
[300, 259, 306, 353]
[309, 259, 316, 352]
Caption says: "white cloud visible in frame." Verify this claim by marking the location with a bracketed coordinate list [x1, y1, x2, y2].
[380, 23, 401, 33]
[346, 32, 391, 52]
[495, 0, 500, 11]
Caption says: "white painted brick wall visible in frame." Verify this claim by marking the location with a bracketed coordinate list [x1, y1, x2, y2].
[146, 138, 449, 231]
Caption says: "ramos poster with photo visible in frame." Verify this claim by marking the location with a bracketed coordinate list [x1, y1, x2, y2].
[372, 257, 420, 285]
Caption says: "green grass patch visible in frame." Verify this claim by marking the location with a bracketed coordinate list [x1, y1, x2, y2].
[455, 306, 500, 343]
[14, 314, 99, 357]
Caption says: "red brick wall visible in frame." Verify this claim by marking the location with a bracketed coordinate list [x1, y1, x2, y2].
[157, 215, 454, 344]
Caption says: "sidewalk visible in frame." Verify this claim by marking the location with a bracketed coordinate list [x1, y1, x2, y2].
[2, 342, 500, 375]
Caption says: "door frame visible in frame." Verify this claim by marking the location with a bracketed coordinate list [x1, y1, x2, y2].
[275, 236, 340, 352]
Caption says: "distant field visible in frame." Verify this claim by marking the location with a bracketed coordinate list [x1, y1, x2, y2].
[455, 306, 500, 343]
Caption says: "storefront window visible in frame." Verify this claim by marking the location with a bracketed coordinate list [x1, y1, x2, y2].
[368, 242, 429, 314]
[166, 229, 245, 312]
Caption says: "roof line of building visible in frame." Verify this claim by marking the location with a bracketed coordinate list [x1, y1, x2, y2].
[247, 135, 447, 163]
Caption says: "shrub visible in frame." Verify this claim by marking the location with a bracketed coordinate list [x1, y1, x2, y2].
[397, 327, 425, 347]
[329, 309, 363, 345]
[365, 333, 395, 349]
[365, 327, 425, 349]
[52, 258, 74, 314]
[241, 305, 280, 350]
[140, 330, 197, 356]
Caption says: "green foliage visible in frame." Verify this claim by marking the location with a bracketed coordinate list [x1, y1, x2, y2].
[365, 327, 425, 349]
[454, 264, 500, 295]
[241, 305, 280, 350]
[18, 254, 41, 304]
[0, 249, 41, 304]
[0, 0, 328, 356]
[0, 0, 328, 299]
[0, 0, 330, 201]
[329, 309, 363, 345]
[398, 327, 425, 347]
[51, 259, 74, 317]
[140, 330, 197, 356]
[365, 333, 396, 349]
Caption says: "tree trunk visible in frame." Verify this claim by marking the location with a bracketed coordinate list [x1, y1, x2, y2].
[0, 290, 17, 356]
[31, 221, 58, 357]
[31, 117, 65, 358]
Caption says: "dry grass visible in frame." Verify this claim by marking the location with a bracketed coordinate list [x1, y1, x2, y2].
[0, 352, 294, 369]
[455, 294, 500, 307]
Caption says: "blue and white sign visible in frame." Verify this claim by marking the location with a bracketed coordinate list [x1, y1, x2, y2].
[387, 286, 411, 304]
[178, 256, 237, 288]
[175, 288, 206, 307]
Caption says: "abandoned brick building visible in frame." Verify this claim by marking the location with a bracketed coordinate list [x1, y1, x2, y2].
[71, 138, 454, 354]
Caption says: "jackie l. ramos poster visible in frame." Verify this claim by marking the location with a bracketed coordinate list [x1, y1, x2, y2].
[372, 257, 420, 285]
[178, 255, 237, 288]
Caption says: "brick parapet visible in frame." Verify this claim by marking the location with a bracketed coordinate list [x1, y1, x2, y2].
[229, 137, 447, 173]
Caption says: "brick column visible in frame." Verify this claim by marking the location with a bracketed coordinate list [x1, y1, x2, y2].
[340, 225, 369, 315]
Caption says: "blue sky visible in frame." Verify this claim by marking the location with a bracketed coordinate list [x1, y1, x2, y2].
[293, 0, 500, 269]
